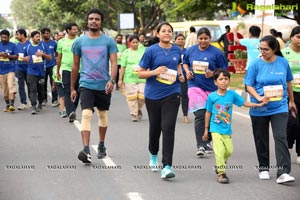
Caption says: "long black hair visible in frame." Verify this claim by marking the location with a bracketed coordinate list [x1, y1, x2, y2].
[260, 35, 283, 57]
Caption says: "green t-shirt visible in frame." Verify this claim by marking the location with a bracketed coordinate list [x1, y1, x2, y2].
[281, 47, 300, 92]
[57, 37, 77, 71]
[120, 47, 146, 84]
[117, 43, 127, 65]
[52, 65, 62, 83]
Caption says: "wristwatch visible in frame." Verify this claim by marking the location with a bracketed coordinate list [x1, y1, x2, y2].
[110, 79, 116, 85]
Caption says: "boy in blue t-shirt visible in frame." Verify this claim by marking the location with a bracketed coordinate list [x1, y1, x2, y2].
[203, 68, 264, 184]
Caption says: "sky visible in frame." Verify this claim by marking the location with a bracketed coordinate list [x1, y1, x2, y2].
[0, 0, 12, 15]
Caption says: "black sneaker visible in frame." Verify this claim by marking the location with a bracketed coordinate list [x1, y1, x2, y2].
[78, 150, 92, 164]
[97, 146, 107, 159]
[217, 173, 229, 184]
[31, 106, 38, 115]
[37, 104, 42, 112]
[69, 111, 76, 122]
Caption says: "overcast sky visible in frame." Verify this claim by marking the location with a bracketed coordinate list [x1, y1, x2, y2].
[0, 0, 12, 15]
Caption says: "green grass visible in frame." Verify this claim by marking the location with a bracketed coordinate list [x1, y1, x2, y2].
[229, 73, 245, 90]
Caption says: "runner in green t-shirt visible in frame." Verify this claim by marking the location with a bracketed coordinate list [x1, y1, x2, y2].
[56, 23, 80, 122]
[52, 65, 67, 118]
[118, 34, 146, 122]
[115, 34, 127, 90]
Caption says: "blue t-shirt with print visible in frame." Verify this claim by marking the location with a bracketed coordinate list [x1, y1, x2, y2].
[206, 90, 245, 135]
[244, 56, 293, 116]
[72, 34, 118, 91]
[139, 43, 181, 100]
[239, 38, 260, 70]
[25, 42, 50, 76]
[15, 40, 30, 72]
[183, 44, 227, 92]
[0, 41, 18, 74]
[43, 40, 57, 68]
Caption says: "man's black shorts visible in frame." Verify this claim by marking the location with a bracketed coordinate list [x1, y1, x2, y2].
[79, 87, 111, 111]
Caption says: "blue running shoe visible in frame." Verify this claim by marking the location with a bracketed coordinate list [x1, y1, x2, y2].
[149, 154, 158, 172]
[161, 165, 175, 179]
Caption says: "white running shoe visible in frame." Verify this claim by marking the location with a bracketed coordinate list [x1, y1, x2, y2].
[296, 157, 300, 165]
[259, 171, 270, 180]
[276, 173, 295, 184]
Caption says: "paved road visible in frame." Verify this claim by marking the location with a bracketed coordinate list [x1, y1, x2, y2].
[0, 90, 299, 200]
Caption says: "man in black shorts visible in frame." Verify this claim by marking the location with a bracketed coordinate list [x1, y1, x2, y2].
[71, 9, 118, 163]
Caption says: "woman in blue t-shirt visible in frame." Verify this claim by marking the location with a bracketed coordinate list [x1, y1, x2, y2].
[245, 35, 296, 184]
[182, 27, 227, 157]
[138, 22, 184, 179]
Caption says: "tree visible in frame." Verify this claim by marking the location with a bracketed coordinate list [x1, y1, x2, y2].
[0, 16, 13, 29]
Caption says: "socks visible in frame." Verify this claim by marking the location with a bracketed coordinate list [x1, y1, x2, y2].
[98, 141, 105, 148]
[10, 99, 14, 106]
[83, 146, 90, 154]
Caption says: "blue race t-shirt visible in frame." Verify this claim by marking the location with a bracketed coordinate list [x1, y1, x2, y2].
[43, 40, 57, 68]
[244, 56, 293, 116]
[239, 38, 260, 70]
[25, 42, 50, 76]
[183, 44, 227, 92]
[0, 41, 18, 74]
[139, 43, 181, 100]
[206, 90, 245, 135]
[15, 40, 30, 72]
[72, 34, 118, 91]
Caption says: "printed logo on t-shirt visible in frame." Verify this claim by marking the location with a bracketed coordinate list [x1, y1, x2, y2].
[214, 103, 232, 124]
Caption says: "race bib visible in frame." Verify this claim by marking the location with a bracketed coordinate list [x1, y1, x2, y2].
[293, 74, 300, 88]
[18, 53, 24, 61]
[263, 85, 284, 101]
[192, 61, 209, 74]
[132, 65, 140, 74]
[156, 68, 177, 85]
[0, 56, 9, 62]
[32, 55, 43, 63]
[117, 53, 122, 59]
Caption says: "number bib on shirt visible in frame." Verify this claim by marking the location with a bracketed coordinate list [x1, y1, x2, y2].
[32, 55, 43, 63]
[0, 56, 9, 62]
[18, 53, 24, 61]
[192, 61, 209, 74]
[156, 68, 177, 85]
[132, 65, 140, 74]
[117, 53, 122, 59]
[263, 85, 284, 101]
[293, 74, 300, 88]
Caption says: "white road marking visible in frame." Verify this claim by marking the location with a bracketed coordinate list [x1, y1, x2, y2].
[91, 145, 117, 167]
[73, 120, 81, 131]
[127, 192, 144, 200]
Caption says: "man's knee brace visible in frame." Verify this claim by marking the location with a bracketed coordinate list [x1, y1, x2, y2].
[97, 110, 108, 127]
[81, 109, 93, 131]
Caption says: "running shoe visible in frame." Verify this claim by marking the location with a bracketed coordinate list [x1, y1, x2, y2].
[17, 104, 27, 110]
[217, 173, 229, 184]
[161, 165, 175, 179]
[8, 105, 15, 112]
[259, 171, 270, 180]
[276, 173, 295, 184]
[196, 147, 206, 157]
[97, 146, 107, 159]
[149, 154, 158, 172]
[69, 111, 76, 122]
[78, 150, 92, 164]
